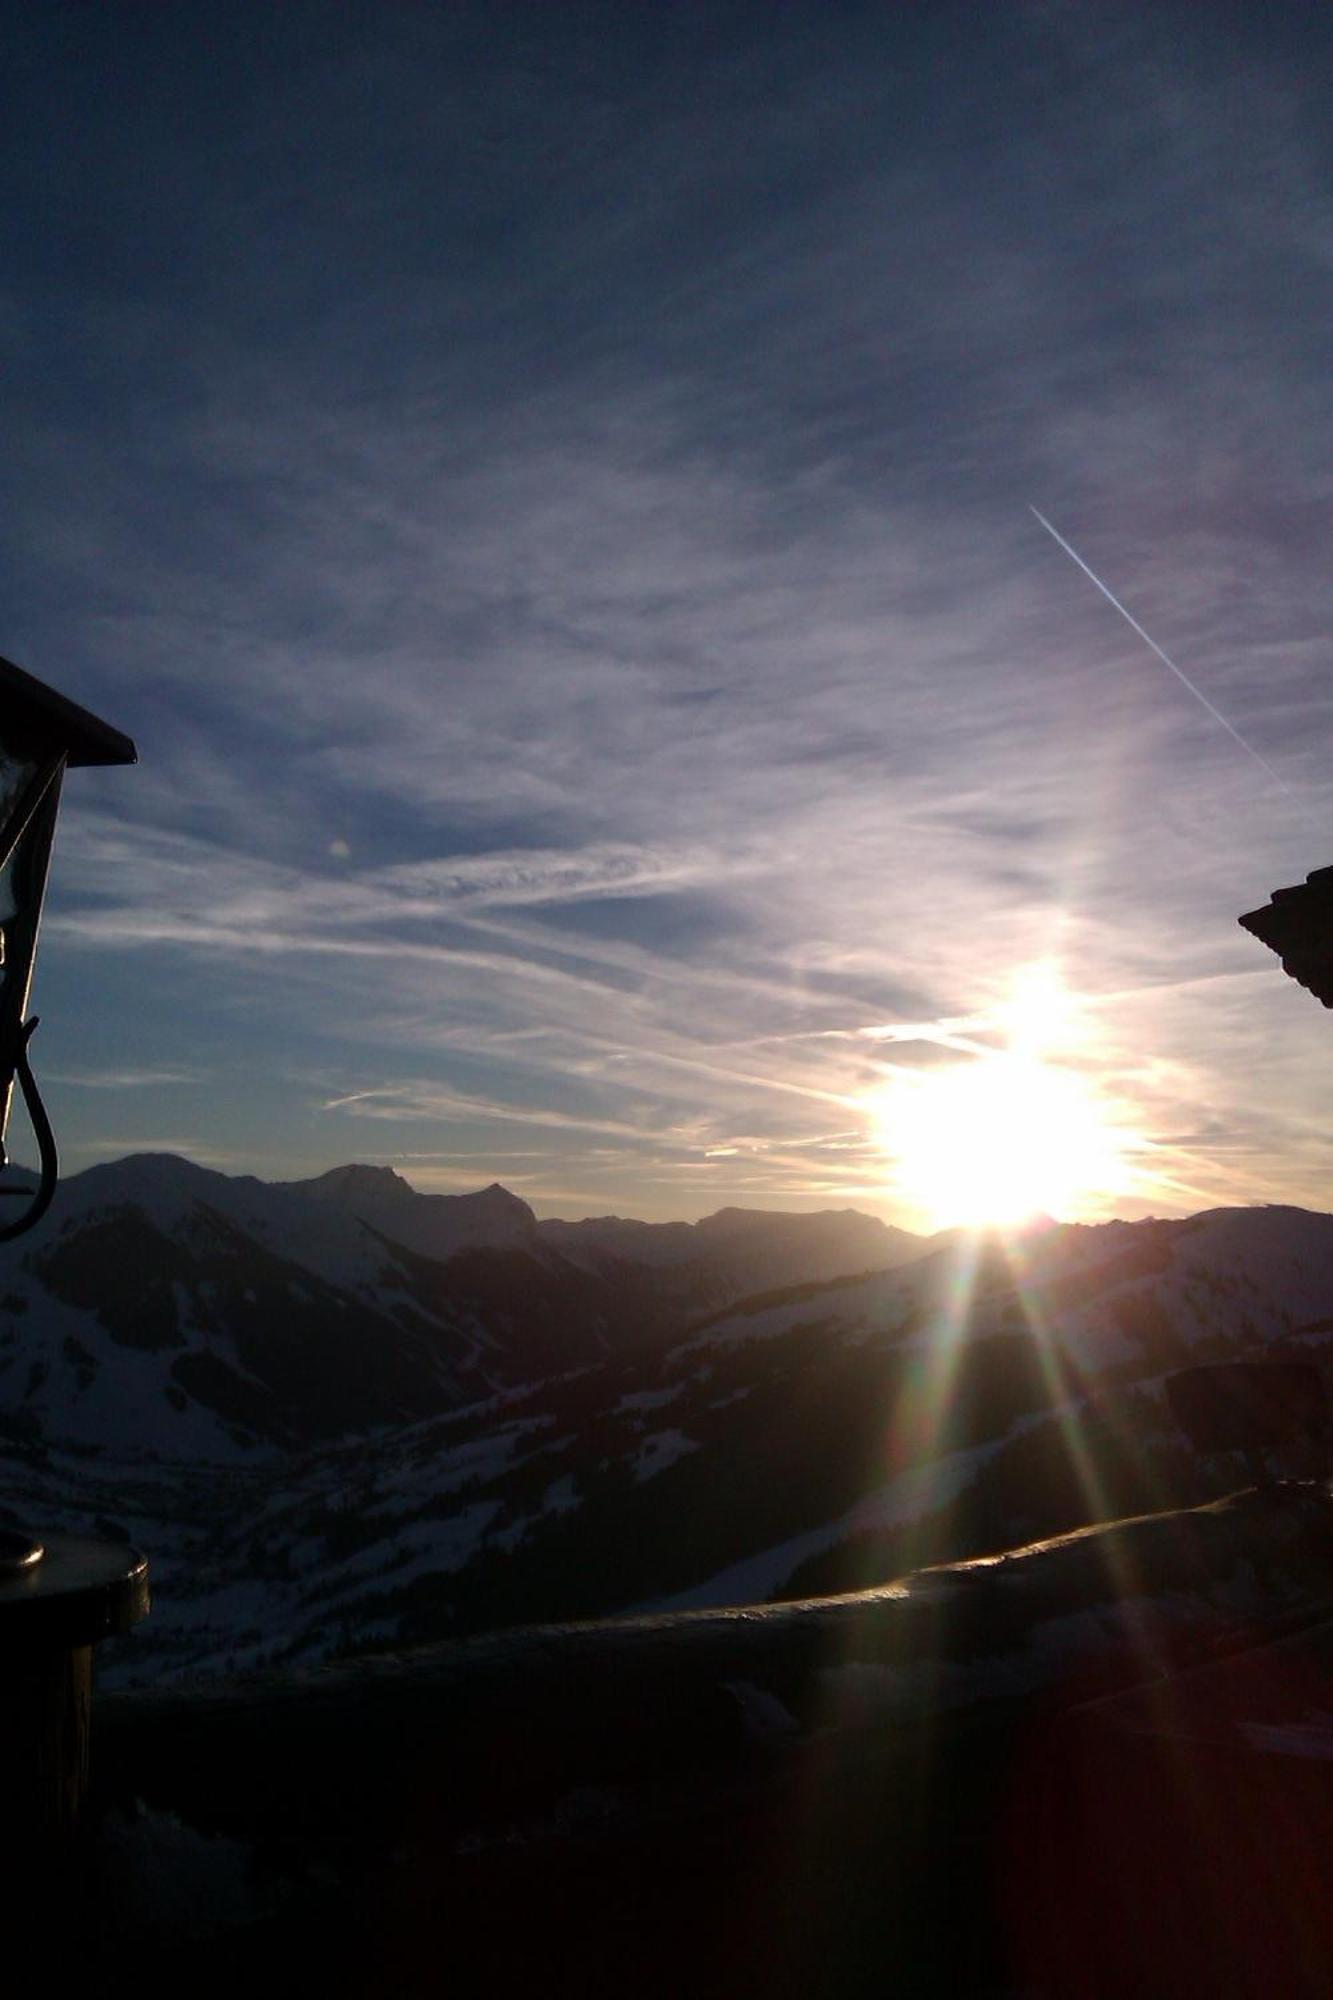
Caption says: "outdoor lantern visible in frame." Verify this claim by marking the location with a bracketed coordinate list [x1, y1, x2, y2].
[0, 655, 135, 1239]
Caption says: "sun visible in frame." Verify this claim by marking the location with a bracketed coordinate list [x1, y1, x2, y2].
[865, 973, 1129, 1231]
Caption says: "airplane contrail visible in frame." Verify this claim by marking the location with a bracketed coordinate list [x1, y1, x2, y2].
[1030, 505, 1291, 795]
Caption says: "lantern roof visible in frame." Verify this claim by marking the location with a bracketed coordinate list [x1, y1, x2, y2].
[0, 654, 136, 768]
[1239, 865, 1333, 1007]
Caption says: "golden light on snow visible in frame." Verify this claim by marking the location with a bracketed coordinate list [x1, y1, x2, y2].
[866, 968, 1131, 1230]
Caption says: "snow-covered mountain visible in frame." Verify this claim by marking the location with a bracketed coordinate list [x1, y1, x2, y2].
[0, 1154, 931, 1459]
[290, 1163, 923, 1310]
[0, 1156, 612, 1457]
[4, 1160, 1333, 1691]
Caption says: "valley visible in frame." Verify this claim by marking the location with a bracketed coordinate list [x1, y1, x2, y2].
[2, 1157, 1329, 1689]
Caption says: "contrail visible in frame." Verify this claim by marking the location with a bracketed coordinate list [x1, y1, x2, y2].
[1030, 505, 1291, 795]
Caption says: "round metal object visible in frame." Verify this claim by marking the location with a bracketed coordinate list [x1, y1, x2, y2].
[0, 1533, 148, 1647]
[0, 1529, 42, 1575]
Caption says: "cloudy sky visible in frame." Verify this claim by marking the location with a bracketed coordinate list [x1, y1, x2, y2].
[5, 3, 1333, 1226]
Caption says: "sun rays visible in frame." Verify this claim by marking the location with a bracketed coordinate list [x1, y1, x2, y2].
[850, 965, 1168, 1627]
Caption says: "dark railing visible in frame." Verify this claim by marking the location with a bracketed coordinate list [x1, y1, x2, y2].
[87, 1483, 1333, 1997]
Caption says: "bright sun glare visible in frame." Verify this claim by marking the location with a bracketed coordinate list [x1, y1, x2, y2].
[868, 969, 1129, 1231]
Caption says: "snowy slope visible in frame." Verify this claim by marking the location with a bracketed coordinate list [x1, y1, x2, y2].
[0, 1157, 934, 1462]
[6, 1181, 1333, 1686]
[0, 1157, 645, 1456]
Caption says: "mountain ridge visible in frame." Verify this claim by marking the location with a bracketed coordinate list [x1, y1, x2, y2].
[7, 1152, 1333, 1688]
[0, 1153, 936, 1461]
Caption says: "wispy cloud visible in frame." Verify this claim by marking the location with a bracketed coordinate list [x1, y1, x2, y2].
[321, 1081, 680, 1147]
[46, 1065, 205, 1090]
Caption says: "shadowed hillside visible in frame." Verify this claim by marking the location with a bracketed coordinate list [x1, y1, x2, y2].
[3, 1163, 1330, 1685]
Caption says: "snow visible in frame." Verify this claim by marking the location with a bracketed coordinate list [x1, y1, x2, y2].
[15, 1294, 266, 1462]
[107, 1497, 508, 1685]
[1244, 1712, 1333, 1761]
[357, 1421, 543, 1513]
[679, 1269, 912, 1356]
[632, 1429, 700, 1482]
[706, 1387, 752, 1411]
[614, 1386, 681, 1414]
[13, 1176, 1333, 1687]
[643, 1432, 1013, 1612]
[840, 1439, 1004, 1536]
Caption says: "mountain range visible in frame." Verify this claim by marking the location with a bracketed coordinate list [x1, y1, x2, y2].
[2, 1154, 1331, 1689]
[0, 1154, 922, 1456]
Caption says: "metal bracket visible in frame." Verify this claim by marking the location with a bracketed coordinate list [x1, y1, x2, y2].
[0, 1019, 58, 1241]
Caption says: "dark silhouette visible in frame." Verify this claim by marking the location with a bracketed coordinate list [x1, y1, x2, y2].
[1167, 1359, 1331, 1484]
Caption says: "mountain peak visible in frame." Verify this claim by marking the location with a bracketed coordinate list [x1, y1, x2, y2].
[282, 1163, 538, 1257]
[299, 1163, 413, 1203]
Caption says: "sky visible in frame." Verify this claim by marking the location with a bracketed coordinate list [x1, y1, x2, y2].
[5, 1, 1333, 1228]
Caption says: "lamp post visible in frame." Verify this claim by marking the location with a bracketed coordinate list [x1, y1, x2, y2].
[0, 657, 145, 1920]
[0, 654, 136, 1239]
